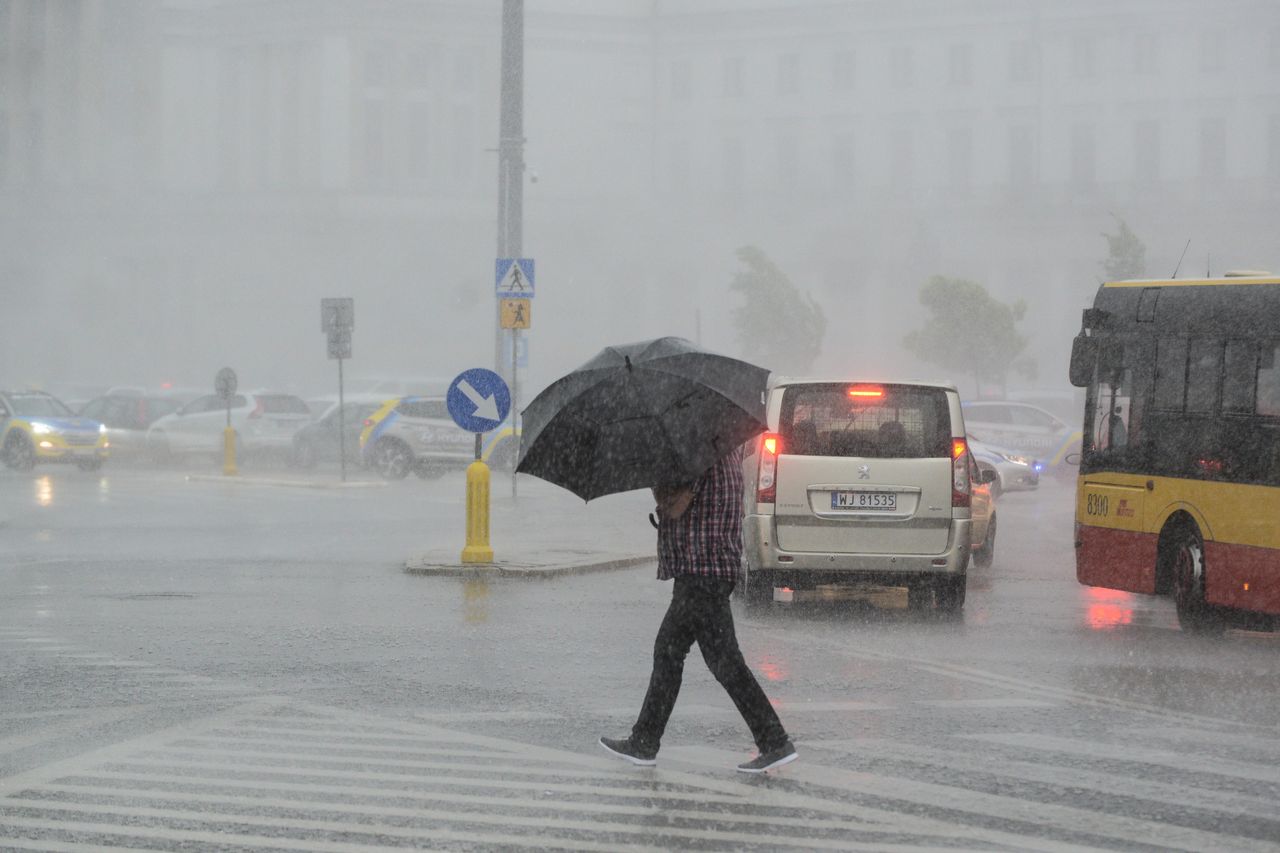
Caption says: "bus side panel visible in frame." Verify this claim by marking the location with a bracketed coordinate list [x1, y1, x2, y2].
[1076, 523, 1158, 594]
[1204, 541, 1280, 616]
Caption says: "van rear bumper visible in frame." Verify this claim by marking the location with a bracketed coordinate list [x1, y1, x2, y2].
[743, 514, 970, 582]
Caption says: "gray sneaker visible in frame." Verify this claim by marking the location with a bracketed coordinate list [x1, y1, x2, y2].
[599, 736, 657, 767]
[736, 740, 797, 774]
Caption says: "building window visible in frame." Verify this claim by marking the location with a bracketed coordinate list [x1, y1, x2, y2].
[1134, 119, 1159, 183]
[1071, 123, 1096, 186]
[1270, 115, 1280, 178]
[1071, 34, 1096, 79]
[777, 133, 798, 189]
[833, 131, 855, 191]
[1009, 40, 1033, 83]
[1200, 119, 1226, 178]
[890, 45, 914, 89]
[777, 53, 799, 95]
[670, 59, 691, 100]
[948, 126, 972, 190]
[1134, 33, 1157, 74]
[1200, 30, 1225, 72]
[891, 124, 913, 185]
[722, 57, 744, 97]
[833, 50, 855, 91]
[722, 136, 743, 194]
[1009, 123, 1034, 186]
[948, 44, 972, 86]
[407, 101, 431, 190]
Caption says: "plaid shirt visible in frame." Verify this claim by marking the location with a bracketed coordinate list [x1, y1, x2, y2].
[656, 445, 745, 581]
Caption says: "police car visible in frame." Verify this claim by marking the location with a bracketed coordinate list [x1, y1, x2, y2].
[1, 390, 109, 471]
[359, 395, 519, 480]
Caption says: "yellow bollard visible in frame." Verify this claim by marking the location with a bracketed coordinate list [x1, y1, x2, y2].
[222, 426, 239, 476]
[461, 459, 494, 563]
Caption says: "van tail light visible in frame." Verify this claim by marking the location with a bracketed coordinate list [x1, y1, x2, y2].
[952, 437, 971, 508]
[248, 400, 264, 419]
[756, 432, 781, 503]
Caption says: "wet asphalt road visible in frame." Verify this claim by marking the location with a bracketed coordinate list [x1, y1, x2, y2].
[1, 462, 1278, 851]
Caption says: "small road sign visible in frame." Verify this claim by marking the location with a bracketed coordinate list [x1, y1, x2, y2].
[447, 368, 511, 433]
[495, 258, 535, 298]
[500, 298, 531, 329]
[322, 297, 355, 332]
[501, 333, 529, 368]
[215, 367, 237, 400]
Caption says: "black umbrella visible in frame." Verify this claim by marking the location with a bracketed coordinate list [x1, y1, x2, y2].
[516, 337, 770, 501]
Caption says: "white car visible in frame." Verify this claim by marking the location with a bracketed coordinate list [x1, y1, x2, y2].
[968, 434, 1040, 495]
[961, 400, 1077, 465]
[146, 391, 311, 462]
[741, 379, 992, 614]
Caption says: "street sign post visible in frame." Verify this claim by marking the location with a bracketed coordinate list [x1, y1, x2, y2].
[494, 258, 535, 298]
[321, 298, 355, 481]
[448, 368, 512, 565]
[494, 259, 533, 501]
[214, 367, 238, 476]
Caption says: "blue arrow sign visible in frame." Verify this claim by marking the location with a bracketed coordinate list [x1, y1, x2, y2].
[447, 368, 512, 433]
[495, 258, 535, 298]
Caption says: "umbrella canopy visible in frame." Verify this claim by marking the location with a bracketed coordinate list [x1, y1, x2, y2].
[516, 337, 770, 501]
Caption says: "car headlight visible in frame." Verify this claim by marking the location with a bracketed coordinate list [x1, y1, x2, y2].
[1000, 452, 1030, 466]
[31, 422, 52, 434]
[99, 424, 108, 434]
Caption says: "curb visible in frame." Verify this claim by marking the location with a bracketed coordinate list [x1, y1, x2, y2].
[185, 474, 387, 490]
[404, 553, 654, 579]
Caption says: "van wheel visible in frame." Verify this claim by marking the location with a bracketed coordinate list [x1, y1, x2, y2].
[1171, 528, 1225, 635]
[739, 563, 773, 608]
[972, 514, 996, 568]
[934, 575, 966, 615]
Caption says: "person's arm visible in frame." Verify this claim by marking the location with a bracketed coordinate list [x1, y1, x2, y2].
[653, 482, 697, 520]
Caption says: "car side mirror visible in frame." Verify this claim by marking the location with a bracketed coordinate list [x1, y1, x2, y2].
[980, 469, 998, 484]
[1064, 451, 1081, 466]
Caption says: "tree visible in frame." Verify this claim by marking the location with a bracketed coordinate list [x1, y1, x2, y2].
[1101, 215, 1146, 281]
[902, 276, 1035, 395]
[729, 246, 826, 375]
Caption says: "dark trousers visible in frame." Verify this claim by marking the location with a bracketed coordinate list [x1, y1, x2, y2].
[631, 576, 788, 753]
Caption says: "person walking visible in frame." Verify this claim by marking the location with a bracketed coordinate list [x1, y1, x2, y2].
[599, 444, 797, 774]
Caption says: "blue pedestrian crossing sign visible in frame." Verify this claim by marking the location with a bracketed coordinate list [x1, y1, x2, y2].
[495, 258, 535, 298]
[447, 368, 512, 433]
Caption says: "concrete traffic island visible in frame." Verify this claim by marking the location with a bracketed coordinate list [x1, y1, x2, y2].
[405, 549, 653, 578]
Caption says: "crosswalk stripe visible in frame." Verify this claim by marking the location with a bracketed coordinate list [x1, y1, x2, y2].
[1115, 724, 1280, 762]
[666, 745, 1278, 853]
[168, 737, 529, 762]
[29, 782, 876, 836]
[807, 737, 1280, 816]
[198, 725, 523, 750]
[0, 796, 901, 851]
[966, 732, 1280, 786]
[0, 815, 640, 853]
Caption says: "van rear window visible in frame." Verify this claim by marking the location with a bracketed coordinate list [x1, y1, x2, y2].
[779, 384, 951, 458]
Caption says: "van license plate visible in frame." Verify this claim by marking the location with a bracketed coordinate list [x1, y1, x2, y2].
[831, 491, 896, 511]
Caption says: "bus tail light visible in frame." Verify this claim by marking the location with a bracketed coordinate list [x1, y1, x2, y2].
[757, 433, 781, 503]
[952, 437, 971, 508]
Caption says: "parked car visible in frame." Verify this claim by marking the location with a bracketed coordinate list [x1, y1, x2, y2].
[0, 389, 109, 471]
[290, 396, 391, 468]
[967, 434, 1040, 496]
[740, 379, 995, 613]
[359, 395, 519, 480]
[961, 399, 1080, 468]
[78, 392, 191, 458]
[146, 391, 311, 463]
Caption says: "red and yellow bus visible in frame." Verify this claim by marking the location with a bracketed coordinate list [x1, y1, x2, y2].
[1069, 272, 1280, 633]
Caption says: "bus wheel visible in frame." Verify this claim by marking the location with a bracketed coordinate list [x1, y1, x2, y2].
[1172, 530, 1225, 636]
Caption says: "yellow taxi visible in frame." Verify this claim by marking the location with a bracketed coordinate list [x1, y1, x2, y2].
[1, 390, 109, 471]
[359, 395, 519, 479]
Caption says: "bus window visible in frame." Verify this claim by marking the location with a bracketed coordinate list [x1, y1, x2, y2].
[1092, 369, 1132, 451]
[1154, 338, 1188, 410]
[1186, 339, 1221, 413]
[1222, 340, 1256, 413]
[1257, 343, 1280, 416]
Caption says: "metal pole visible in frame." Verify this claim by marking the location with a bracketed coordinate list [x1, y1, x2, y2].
[495, 0, 524, 380]
[337, 356, 346, 483]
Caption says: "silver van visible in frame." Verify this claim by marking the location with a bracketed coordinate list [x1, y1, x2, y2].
[741, 379, 978, 613]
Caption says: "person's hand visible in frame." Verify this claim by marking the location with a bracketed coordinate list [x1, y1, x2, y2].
[653, 483, 696, 520]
